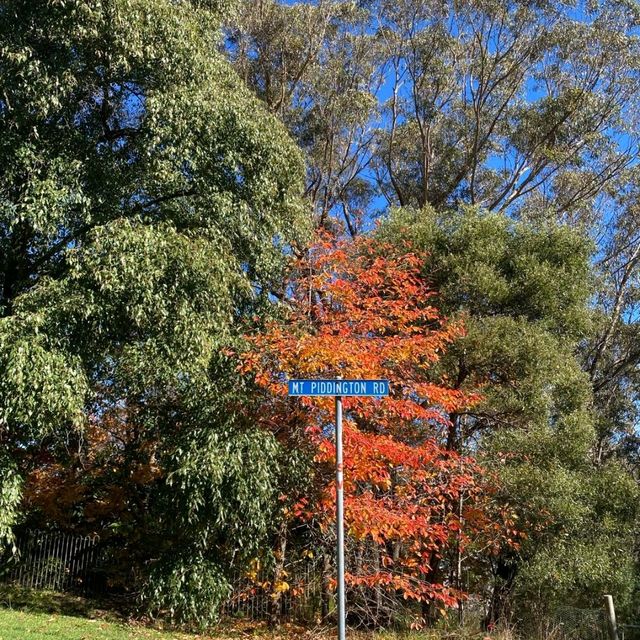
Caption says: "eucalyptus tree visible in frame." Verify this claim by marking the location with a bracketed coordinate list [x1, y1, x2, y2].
[0, 0, 308, 623]
[579, 174, 640, 471]
[227, 0, 640, 223]
[226, 0, 382, 233]
[372, 0, 640, 214]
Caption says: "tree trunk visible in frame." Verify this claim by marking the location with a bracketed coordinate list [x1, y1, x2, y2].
[269, 523, 288, 627]
[421, 557, 443, 626]
[483, 558, 517, 629]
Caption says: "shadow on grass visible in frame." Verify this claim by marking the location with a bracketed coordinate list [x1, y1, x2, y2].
[0, 583, 122, 622]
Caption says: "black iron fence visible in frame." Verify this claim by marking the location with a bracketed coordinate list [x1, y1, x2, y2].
[1, 531, 100, 594]
[2, 531, 637, 636]
[1, 531, 326, 619]
[223, 557, 326, 623]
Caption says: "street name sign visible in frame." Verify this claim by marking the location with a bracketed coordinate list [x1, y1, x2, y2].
[287, 378, 389, 640]
[287, 379, 389, 397]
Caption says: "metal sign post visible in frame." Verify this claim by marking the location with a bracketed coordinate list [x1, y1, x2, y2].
[288, 378, 389, 640]
[335, 392, 345, 640]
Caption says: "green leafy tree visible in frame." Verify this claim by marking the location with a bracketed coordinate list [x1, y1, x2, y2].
[379, 206, 640, 624]
[0, 0, 308, 624]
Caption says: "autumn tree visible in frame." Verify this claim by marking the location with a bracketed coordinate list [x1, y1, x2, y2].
[227, 0, 640, 515]
[241, 236, 487, 625]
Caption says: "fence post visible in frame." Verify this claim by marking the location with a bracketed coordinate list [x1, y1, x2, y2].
[605, 594, 619, 640]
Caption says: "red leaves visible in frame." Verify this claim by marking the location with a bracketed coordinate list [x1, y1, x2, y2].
[241, 236, 485, 610]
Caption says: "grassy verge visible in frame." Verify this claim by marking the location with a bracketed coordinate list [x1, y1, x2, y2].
[0, 586, 503, 640]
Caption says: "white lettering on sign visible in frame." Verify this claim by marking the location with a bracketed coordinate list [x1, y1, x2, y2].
[288, 379, 389, 396]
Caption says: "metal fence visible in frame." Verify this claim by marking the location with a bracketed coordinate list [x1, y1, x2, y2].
[223, 557, 328, 623]
[1, 533, 326, 620]
[2, 532, 637, 637]
[621, 624, 640, 640]
[545, 605, 609, 640]
[546, 605, 640, 640]
[1, 531, 100, 594]
[1, 533, 415, 626]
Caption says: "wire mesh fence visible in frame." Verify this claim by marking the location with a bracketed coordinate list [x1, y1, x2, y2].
[544, 605, 609, 640]
[621, 625, 640, 640]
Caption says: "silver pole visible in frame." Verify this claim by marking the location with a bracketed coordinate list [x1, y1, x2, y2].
[335, 393, 346, 640]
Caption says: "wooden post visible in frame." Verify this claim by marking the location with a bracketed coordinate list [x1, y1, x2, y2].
[605, 594, 619, 640]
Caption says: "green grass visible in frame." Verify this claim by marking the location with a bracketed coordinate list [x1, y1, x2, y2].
[0, 608, 446, 640]
[0, 588, 188, 640]
[0, 608, 183, 640]
[0, 586, 506, 640]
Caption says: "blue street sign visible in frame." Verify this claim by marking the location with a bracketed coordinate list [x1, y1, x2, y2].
[288, 379, 389, 397]
[288, 379, 389, 640]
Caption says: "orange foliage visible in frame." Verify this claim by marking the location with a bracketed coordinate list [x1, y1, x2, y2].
[23, 409, 161, 531]
[241, 236, 484, 610]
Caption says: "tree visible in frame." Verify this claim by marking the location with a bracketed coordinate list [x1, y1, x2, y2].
[372, 0, 640, 214]
[227, 0, 640, 466]
[581, 173, 640, 471]
[227, 0, 640, 478]
[379, 206, 640, 624]
[241, 235, 488, 625]
[227, 0, 640, 227]
[226, 0, 381, 234]
[0, 0, 308, 624]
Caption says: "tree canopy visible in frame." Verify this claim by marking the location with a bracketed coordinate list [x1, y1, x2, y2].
[0, 0, 308, 624]
[1, 0, 639, 633]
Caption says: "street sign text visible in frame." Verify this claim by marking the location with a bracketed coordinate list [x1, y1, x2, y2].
[288, 379, 389, 397]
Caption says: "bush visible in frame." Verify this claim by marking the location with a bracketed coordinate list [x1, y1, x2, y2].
[142, 555, 231, 628]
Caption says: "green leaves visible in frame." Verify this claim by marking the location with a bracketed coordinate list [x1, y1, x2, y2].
[509, 459, 640, 615]
[0, 0, 308, 622]
[143, 554, 231, 627]
[165, 422, 280, 547]
[0, 455, 22, 547]
[1, 0, 309, 308]
[0, 319, 88, 439]
[134, 382, 285, 624]
[379, 204, 639, 619]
